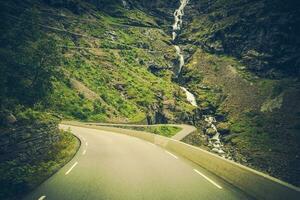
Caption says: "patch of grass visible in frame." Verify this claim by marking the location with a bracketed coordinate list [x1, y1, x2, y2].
[113, 125, 182, 138]
[146, 126, 182, 137]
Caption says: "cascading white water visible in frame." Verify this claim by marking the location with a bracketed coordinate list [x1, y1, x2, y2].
[180, 87, 197, 107]
[122, 0, 128, 8]
[172, 0, 190, 41]
[204, 116, 227, 156]
[172, 0, 189, 77]
[172, 0, 197, 107]
[174, 45, 184, 75]
[171, 1, 227, 157]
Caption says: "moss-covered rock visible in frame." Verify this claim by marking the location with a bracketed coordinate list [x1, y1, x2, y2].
[216, 122, 230, 135]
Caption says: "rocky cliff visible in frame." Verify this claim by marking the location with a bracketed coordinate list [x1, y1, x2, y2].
[183, 0, 300, 77]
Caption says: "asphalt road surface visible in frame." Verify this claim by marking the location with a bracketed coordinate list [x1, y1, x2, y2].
[24, 125, 252, 200]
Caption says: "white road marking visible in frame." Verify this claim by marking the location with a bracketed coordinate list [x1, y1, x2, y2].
[38, 195, 46, 200]
[165, 150, 178, 159]
[193, 169, 223, 189]
[85, 142, 88, 146]
[82, 137, 86, 141]
[65, 162, 78, 175]
[82, 149, 87, 155]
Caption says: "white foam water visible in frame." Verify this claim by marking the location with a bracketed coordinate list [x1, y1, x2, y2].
[180, 87, 197, 107]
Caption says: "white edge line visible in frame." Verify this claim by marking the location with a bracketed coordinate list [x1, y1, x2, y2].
[65, 162, 78, 175]
[38, 195, 46, 200]
[194, 169, 223, 189]
[82, 149, 87, 155]
[165, 150, 178, 159]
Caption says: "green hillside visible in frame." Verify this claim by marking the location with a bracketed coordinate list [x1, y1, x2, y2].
[0, 1, 299, 198]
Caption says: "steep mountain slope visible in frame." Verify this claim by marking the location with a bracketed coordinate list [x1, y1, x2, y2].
[1, 0, 196, 124]
[0, 0, 299, 189]
[183, 0, 300, 76]
[178, 0, 300, 186]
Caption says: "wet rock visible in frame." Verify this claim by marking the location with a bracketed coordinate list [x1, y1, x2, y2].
[212, 148, 219, 153]
[203, 115, 229, 157]
[205, 40, 224, 53]
[214, 140, 221, 145]
[114, 83, 125, 91]
[148, 64, 171, 75]
[205, 127, 217, 136]
[6, 113, 17, 124]
[0, 110, 17, 125]
[211, 133, 220, 141]
[216, 122, 230, 134]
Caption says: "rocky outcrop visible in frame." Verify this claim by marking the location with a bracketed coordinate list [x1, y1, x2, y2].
[184, 0, 300, 77]
[0, 121, 60, 163]
[0, 110, 17, 126]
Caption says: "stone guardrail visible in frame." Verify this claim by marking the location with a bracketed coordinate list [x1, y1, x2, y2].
[62, 121, 300, 200]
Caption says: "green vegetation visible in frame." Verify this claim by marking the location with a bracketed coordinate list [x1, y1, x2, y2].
[0, 0, 299, 191]
[183, 0, 300, 76]
[0, 0, 193, 124]
[182, 48, 300, 186]
[0, 2, 192, 198]
[112, 125, 182, 137]
[0, 112, 79, 200]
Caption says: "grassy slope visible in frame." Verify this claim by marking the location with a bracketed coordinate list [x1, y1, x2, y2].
[31, 1, 195, 123]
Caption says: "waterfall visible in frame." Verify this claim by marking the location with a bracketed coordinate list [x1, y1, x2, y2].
[172, 0, 190, 41]
[174, 45, 184, 76]
[172, 0, 189, 76]
[171, 0, 197, 107]
[122, 0, 128, 8]
[204, 116, 227, 155]
[170, 1, 227, 157]
[180, 87, 197, 107]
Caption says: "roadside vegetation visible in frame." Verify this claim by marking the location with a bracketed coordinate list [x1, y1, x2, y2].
[0, 0, 299, 192]
[111, 125, 182, 137]
[0, 110, 80, 200]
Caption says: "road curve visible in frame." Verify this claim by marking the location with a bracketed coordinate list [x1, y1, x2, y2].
[24, 125, 251, 200]
[84, 122, 197, 141]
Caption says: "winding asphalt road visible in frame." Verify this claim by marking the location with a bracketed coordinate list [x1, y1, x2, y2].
[24, 125, 251, 200]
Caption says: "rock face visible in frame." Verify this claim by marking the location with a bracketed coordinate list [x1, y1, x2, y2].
[0, 111, 17, 126]
[0, 121, 61, 163]
[183, 0, 300, 76]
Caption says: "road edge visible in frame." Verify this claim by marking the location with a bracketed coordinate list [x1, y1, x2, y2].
[61, 121, 300, 200]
